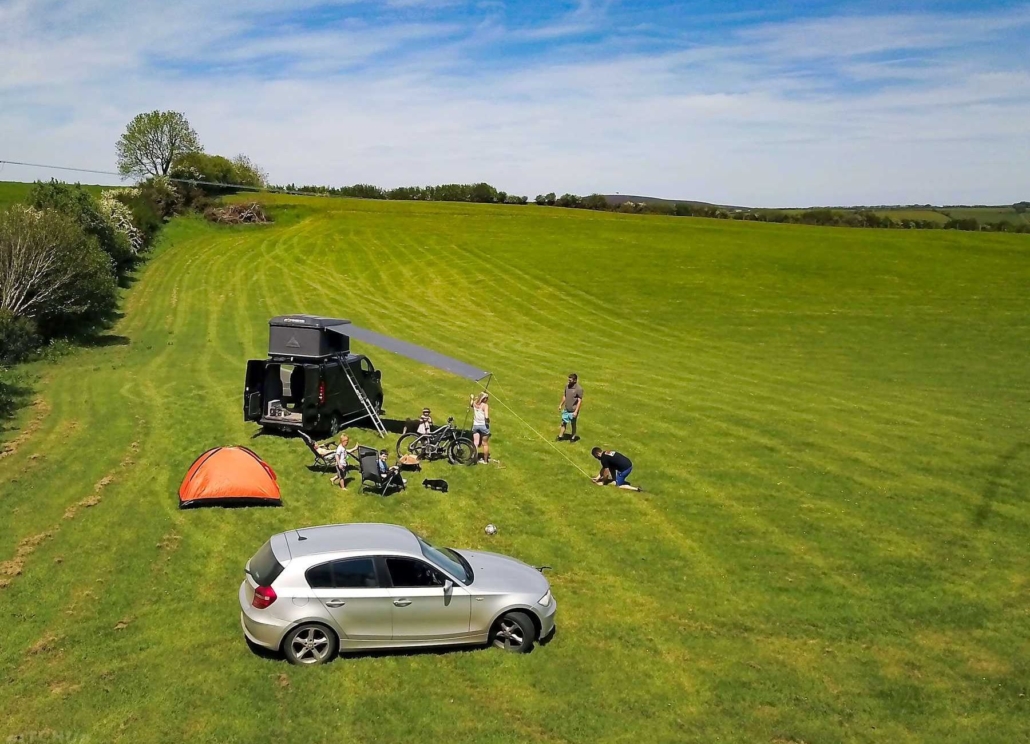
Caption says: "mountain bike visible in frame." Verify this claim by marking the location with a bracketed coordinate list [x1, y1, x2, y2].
[396, 417, 476, 465]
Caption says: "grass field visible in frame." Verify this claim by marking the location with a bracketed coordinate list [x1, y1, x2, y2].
[0, 180, 115, 208]
[1, 195, 1029, 743]
[943, 207, 1029, 226]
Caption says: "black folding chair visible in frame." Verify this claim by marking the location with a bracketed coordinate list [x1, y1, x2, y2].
[358, 446, 405, 496]
[298, 431, 337, 471]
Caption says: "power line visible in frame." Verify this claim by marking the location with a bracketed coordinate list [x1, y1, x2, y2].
[0, 159, 313, 197]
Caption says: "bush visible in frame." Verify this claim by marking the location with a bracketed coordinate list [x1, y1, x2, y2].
[29, 180, 134, 275]
[0, 311, 40, 365]
[0, 206, 118, 340]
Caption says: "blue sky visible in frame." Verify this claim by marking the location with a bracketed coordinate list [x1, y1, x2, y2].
[1, 0, 1028, 205]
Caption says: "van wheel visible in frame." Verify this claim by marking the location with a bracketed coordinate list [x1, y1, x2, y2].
[491, 611, 536, 653]
[327, 414, 340, 435]
[283, 623, 338, 665]
[373, 396, 383, 414]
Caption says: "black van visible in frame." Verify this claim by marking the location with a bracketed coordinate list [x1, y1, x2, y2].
[244, 316, 384, 434]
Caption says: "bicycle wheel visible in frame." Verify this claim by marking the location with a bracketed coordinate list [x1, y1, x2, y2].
[396, 433, 425, 459]
[448, 437, 477, 466]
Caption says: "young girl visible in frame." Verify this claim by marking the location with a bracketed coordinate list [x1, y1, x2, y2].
[470, 392, 491, 464]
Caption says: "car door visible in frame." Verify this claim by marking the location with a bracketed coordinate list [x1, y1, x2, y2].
[243, 360, 265, 421]
[384, 557, 471, 641]
[301, 364, 321, 430]
[307, 557, 393, 641]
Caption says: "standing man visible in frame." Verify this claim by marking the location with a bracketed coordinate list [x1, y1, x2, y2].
[591, 447, 642, 492]
[557, 373, 584, 442]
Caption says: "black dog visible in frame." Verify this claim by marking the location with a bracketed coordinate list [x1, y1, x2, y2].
[422, 478, 449, 493]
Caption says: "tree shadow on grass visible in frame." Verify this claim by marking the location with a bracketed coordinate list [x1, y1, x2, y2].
[0, 376, 34, 438]
[81, 334, 130, 348]
[974, 442, 1029, 527]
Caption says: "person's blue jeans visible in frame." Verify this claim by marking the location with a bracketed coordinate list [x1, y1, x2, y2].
[614, 466, 632, 486]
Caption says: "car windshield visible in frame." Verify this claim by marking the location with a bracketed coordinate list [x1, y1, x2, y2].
[417, 536, 473, 585]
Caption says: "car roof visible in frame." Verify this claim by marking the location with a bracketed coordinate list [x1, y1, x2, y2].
[281, 523, 419, 559]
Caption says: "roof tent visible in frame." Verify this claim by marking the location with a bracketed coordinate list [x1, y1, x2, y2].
[268, 315, 490, 382]
[269, 315, 349, 359]
[178, 446, 282, 508]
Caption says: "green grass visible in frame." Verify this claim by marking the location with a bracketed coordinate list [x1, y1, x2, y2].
[0, 180, 116, 208]
[873, 209, 950, 224]
[943, 207, 1029, 226]
[1, 196, 1029, 743]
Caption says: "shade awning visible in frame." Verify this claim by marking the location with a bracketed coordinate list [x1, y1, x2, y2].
[327, 323, 490, 382]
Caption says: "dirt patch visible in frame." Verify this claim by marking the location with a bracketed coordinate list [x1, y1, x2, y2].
[0, 530, 55, 580]
[156, 533, 183, 552]
[49, 681, 82, 696]
[28, 633, 60, 655]
[113, 617, 134, 631]
[0, 397, 51, 460]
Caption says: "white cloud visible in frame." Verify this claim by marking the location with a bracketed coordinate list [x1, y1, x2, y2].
[1, 1, 1028, 205]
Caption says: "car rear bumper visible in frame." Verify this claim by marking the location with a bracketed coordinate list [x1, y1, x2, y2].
[239, 584, 288, 650]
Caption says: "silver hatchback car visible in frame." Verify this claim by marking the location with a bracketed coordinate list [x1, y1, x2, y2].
[240, 523, 557, 665]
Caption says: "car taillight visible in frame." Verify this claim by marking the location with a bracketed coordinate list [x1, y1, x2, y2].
[318, 381, 326, 404]
[252, 585, 277, 609]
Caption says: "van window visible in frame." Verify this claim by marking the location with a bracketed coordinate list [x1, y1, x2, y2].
[360, 358, 373, 375]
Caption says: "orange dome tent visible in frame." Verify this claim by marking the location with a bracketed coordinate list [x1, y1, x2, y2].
[178, 446, 282, 509]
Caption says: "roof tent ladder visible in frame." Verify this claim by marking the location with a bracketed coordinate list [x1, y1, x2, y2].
[341, 362, 387, 438]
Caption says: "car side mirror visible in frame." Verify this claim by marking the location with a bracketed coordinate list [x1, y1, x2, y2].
[443, 579, 454, 593]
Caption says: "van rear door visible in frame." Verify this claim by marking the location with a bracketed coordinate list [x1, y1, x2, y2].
[244, 360, 266, 421]
[301, 364, 322, 429]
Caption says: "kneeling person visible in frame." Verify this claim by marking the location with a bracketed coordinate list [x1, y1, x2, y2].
[591, 447, 642, 492]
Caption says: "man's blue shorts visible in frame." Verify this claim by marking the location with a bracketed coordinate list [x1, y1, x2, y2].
[615, 466, 632, 486]
[561, 411, 576, 425]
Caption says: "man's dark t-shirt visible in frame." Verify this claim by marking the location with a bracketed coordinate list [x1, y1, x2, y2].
[562, 383, 584, 412]
[599, 451, 632, 475]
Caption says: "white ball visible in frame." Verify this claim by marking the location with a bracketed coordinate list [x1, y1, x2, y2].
[484, 524, 497, 535]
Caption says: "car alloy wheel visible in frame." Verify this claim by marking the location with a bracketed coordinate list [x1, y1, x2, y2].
[491, 611, 535, 653]
[285, 624, 336, 665]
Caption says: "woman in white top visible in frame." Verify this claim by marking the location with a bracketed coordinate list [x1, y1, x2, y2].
[470, 392, 491, 464]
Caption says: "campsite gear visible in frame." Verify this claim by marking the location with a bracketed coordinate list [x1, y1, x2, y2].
[178, 446, 281, 508]
[395, 417, 476, 465]
[422, 478, 448, 493]
[245, 315, 491, 437]
[398, 453, 422, 470]
[484, 524, 498, 535]
[357, 446, 406, 496]
[240, 524, 556, 662]
[297, 431, 337, 471]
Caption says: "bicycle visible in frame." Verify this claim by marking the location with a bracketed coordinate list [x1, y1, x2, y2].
[396, 417, 477, 465]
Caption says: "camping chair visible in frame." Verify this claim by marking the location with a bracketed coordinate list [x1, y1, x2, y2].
[357, 446, 406, 497]
[298, 431, 337, 471]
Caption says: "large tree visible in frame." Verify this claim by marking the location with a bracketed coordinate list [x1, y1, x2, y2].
[116, 110, 202, 180]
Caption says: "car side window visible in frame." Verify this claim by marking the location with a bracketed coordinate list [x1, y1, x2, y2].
[386, 558, 445, 588]
[360, 358, 373, 376]
[306, 558, 378, 589]
[306, 562, 334, 589]
[332, 558, 378, 588]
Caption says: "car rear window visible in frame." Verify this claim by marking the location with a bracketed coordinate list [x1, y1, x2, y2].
[249, 540, 285, 586]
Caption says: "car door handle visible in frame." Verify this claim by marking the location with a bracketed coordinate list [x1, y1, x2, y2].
[325, 599, 346, 608]
[393, 598, 412, 607]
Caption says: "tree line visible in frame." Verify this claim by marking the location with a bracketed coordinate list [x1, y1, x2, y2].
[273, 181, 529, 205]
[1, 110, 268, 411]
[529, 194, 1030, 233]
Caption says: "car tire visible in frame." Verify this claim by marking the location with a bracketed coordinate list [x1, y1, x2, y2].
[283, 623, 338, 666]
[491, 611, 537, 653]
[327, 414, 341, 436]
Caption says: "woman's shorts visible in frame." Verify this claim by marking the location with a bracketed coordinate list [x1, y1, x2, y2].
[472, 425, 491, 438]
